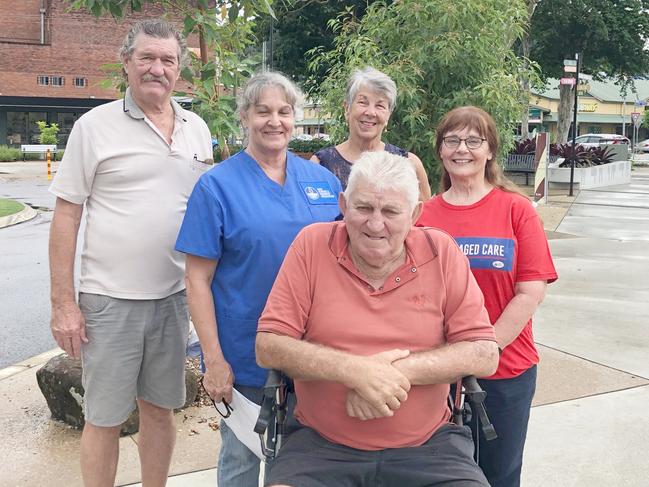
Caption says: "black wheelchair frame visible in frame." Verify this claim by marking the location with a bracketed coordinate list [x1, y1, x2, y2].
[254, 370, 497, 462]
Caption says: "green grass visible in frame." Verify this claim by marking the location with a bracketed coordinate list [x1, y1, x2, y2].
[0, 198, 24, 218]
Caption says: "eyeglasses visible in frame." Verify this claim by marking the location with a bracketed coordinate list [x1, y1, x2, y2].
[442, 136, 487, 150]
[200, 376, 233, 419]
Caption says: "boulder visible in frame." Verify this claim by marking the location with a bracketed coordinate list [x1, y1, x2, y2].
[36, 353, 200, 436]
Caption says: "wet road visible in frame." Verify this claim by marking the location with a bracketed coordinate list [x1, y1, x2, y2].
[0, 176, 58, 368]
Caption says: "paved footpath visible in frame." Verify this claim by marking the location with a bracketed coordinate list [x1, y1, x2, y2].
[522, 167, 649, 486]
[1, 168, 648, 486]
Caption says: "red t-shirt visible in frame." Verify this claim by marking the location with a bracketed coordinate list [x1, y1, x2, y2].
[417, 188, 557, 379]
[258, 222, 495, 450]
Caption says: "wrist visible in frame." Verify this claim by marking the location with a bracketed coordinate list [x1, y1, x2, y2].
[203, 355, 228, 368]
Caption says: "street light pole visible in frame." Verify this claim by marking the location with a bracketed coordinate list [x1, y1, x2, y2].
[569, 52, 580, 197]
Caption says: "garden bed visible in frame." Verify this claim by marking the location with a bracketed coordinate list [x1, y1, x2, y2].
[548, 160, 631, 189]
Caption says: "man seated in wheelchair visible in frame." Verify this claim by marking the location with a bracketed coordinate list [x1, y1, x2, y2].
[256, 151, 499, 487]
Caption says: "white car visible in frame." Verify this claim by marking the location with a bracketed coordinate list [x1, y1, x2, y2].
[634, 139, 649, 153]
[574, 134, 630, 149]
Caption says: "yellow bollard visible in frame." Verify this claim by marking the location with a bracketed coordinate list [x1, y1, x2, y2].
[47, 149, 52, 180]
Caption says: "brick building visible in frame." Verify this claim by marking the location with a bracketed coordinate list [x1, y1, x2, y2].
[0, 0, 188, 147]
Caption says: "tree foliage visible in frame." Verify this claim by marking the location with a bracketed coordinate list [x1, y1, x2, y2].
[67, 0, 275, 154]
[253, 0, 375, 88]
[36, 121, 59, 145]
[529, 0, 649, 142]
[309, 0, 531, 186]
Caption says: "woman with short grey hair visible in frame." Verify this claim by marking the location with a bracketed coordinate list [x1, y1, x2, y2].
[312, 66, 431, 200]
[176, 70, 342, 487]
[237, 70, 301, 114]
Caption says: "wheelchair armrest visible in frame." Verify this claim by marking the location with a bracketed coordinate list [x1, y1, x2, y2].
[461, 376, 487, 403]
[461, 376, 497, 442]
[254, 369, 285, 435]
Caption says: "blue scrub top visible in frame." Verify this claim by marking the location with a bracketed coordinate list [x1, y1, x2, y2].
[176, 150, 342, 387]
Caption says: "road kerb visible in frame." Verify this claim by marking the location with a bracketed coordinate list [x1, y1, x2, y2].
[0, 347, 63, 381]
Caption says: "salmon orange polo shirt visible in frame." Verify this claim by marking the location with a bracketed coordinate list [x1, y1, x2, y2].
[258, 221, 495, 451]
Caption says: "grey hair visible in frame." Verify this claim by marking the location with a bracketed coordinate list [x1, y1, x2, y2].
[345, 67, 397, 113]
[237, 71, 302, 116]
[120, 19, 188, 69]
[344, 151, 418, 211]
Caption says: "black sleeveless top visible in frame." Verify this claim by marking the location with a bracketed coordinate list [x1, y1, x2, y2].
[314, 143, 409, 189]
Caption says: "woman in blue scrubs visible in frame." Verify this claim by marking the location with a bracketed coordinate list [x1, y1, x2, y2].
[175, 71, 342, 486]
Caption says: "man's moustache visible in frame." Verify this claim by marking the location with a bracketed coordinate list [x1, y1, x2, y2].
[141, 74, 169, 85]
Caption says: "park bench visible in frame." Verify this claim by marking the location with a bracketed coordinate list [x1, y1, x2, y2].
[503, 154, 560, 185]
[20, 144, 58, 161]
[503, 154, 536, 185]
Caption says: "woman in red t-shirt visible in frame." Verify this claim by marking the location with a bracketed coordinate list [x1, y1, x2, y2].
[417, 106, 557, 487]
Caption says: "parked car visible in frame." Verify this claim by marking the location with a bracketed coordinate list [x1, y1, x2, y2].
[634, 139, 649, 153]
[574, 134, 630, 149]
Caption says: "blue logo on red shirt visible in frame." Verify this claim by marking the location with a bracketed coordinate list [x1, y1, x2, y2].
[455, 237, 514, 271]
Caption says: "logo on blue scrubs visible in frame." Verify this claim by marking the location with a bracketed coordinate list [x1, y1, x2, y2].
[299, 181, 338, 205]
[455, 237, 514, 271]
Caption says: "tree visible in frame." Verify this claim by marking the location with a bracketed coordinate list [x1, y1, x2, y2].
[67, 0, 275, 157]
[36, 121, 59, 145]
[253, 0, 375, 87]
[309, 0, 532, 186]
[530, 0, 649, 143]
[517, 0, 541, 140]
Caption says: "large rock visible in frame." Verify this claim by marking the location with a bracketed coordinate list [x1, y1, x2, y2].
[36, 353, 200, 435]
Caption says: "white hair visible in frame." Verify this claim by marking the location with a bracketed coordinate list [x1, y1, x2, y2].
[345, 67, 397, 113]
[344, 151, 418, 210]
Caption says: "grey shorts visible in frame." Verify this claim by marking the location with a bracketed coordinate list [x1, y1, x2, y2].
[265, 423, 488, 487]
[79, 290, 189, 427]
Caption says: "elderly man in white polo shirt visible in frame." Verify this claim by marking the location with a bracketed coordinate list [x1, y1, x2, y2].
[48, 19, 212, 486]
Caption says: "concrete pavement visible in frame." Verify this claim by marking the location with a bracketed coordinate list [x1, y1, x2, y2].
[523, 166, 649, 486]
[1, 167, 648, 486]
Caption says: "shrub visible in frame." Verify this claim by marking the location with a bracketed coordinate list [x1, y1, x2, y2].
[551, 143, 614, 167]
[214, 144, 243, 163]
[36, 121, 59, 145]
[586, 146, 614, 165]
[510, 138, 536, 155]
[551, 143, 590, 167]
[288, 138, 331, 154]
[0, 145, 21, 161]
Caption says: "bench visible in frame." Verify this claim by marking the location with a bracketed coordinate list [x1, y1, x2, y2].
[503, 154, 536, 185]
[20, 144, 58, 161]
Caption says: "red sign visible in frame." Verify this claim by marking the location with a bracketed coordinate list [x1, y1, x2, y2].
[564, 65, 577, 73]
[631, 112, 641, 122]
[560, 77, 576, 85]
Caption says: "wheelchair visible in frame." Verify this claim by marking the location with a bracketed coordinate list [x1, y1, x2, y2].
[254, 370, 497, 462]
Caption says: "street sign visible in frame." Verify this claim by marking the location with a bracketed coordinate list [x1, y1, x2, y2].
[632, 112, 642, 128]
[634, 100, 647, 107]
[560, 77, 576, 85]
[563, 59, 577, 66]
[563, 65, 577, 73]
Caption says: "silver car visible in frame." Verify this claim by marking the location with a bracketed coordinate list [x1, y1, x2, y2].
[574, 133, 630, 149]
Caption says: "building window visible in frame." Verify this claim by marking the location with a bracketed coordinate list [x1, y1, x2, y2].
[73, 77, 88, 88]
[37, 75, 65, 86]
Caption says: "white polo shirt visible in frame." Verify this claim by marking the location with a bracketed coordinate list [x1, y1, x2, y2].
[50, 88, 212, 299]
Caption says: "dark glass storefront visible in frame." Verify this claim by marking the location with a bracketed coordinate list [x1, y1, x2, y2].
[0, 96, 113, 147]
